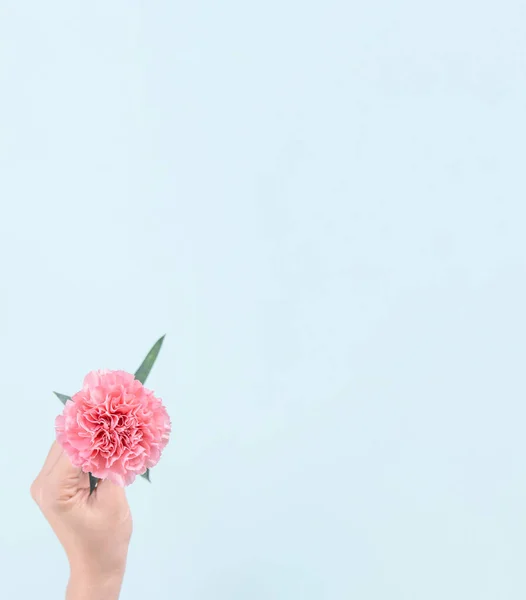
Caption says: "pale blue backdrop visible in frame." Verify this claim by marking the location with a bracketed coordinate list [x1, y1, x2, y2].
[1, 1, 525, 598]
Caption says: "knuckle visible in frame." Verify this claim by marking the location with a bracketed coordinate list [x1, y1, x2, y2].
[30, 479, 40, 502]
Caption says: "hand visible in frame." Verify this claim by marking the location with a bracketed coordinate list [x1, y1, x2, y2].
[31, 441, 133, 599]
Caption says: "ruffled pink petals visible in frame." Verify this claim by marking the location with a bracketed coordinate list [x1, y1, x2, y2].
[55, 369, 171, 486]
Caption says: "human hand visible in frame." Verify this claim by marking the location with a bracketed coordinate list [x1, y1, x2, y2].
[31, 441, 133, 599]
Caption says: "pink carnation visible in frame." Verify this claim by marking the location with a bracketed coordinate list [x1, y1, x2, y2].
[55, 369, 171, 486]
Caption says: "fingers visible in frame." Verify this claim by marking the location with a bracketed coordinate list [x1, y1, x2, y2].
[33, 441, 126, 507]
[95, 478, 127, 502]
[77, 471, 91, 490]
[48, 449, 83, 482]
[38, 441, 83, 485]
[41, 441, 64, 476]
[31, 441, 64, 505]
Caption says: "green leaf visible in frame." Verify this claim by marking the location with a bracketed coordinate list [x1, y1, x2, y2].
[54, 392, 71, 405]
[135, 335, 165, 483]
[134, 335, 165, 385]
[89, 473, 99, 496]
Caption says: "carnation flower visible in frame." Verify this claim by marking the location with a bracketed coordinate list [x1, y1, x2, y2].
[55, 369, 171, 487]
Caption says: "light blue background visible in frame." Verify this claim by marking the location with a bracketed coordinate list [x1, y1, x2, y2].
[1, 1, 525, 598]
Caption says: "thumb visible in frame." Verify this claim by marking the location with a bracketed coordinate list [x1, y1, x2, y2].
[94, 477, 127, 502]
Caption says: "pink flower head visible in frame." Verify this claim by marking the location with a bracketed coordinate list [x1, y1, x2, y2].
[55, 370, 171, 486]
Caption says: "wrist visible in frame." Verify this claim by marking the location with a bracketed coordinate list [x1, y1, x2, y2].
[67, 548, 128, 580]
[67, 569, 125, 600]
